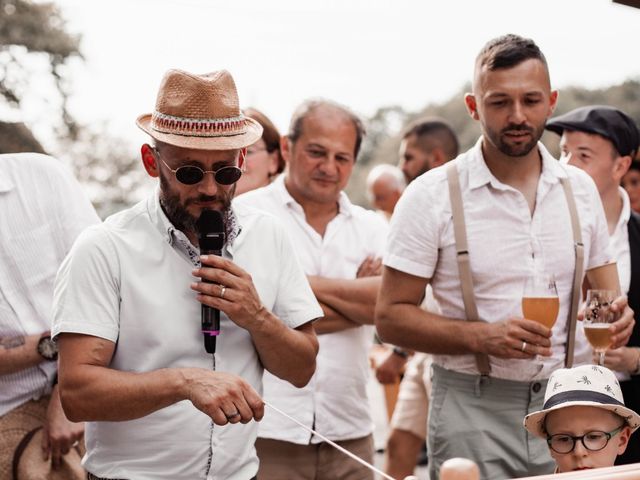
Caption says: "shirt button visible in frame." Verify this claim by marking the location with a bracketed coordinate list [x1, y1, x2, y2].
[532, 382, 542, 393]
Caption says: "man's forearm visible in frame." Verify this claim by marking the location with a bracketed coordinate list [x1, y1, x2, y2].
[376, 302, 484, 354]
[308, 276, 380, 325]
[249, 310, 318, 388]
[0, 333, 44, 375]
[314, 303, 359, 334]
[59, 363, 189, 422]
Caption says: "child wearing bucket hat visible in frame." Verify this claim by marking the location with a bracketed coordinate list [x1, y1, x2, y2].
[524, 364, 640, 473]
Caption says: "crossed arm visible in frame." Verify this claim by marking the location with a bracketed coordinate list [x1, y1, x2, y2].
[308, 275, 381, 333]
[307, 256, 382, 334]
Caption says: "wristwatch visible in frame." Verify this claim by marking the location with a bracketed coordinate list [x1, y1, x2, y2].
[37, 334, 58, 361]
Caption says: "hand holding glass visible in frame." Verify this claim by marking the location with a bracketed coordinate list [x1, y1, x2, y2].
[584, 289, 620, 366]
[522, 274, 559, 329]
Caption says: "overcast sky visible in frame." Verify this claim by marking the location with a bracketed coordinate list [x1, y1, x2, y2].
[30, 0, 640, 145]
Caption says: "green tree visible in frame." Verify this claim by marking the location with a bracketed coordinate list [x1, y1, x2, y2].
[0, 0, 82, 145]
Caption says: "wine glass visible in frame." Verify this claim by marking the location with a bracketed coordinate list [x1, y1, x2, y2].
[583, 289, 619, 366]
[522, 273, 559, 329]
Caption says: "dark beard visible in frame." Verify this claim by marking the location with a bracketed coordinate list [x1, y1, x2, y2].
[487, 123, 544, 157]
[159, 172, 235, 242]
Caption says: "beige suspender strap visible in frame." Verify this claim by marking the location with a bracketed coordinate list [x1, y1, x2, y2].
[559, 176, 584, 368]
[446, 163, 491, 375]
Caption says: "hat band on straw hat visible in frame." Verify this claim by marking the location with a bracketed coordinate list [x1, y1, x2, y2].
[544, 390, 625, 410]
[151, 111, 248, 138]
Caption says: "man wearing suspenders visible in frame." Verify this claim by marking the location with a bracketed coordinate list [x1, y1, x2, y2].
[375, 34, 635, 480]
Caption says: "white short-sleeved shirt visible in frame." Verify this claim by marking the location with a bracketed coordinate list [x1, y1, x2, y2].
[0, 153, 99, 416]
[384, 138, 612, 381]
[234, 176, 388, 444]
[52, 191, 322, 480]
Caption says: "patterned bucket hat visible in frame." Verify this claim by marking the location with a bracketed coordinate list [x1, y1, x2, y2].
[524, 365, 640, 438]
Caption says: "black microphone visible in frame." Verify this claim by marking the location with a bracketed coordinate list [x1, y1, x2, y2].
[196, 210, 225, 354]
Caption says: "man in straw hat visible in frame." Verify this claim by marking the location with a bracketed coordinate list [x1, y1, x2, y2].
[51, 69, 321, 480]
[0, 152, 98, 479]
[523, 364, 639, 473]
[376, 34, 635, 480]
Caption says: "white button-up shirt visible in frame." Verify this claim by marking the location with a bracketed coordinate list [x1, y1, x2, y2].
[0, 153, 99, 416]
[384, 138, 612, 381]
[234, 176, 388, 444]
[52, 191, 322, 480]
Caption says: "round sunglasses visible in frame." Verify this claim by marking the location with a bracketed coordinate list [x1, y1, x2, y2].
[157, 153, 243, 186]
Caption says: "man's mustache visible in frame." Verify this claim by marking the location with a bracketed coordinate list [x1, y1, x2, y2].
[186, 195, 221, 205]
[502, 124, 534, 134]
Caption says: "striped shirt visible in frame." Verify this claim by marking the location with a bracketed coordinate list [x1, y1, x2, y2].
[0, 153, 99, 416]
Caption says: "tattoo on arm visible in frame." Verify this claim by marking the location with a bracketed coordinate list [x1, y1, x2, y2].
[0, 336, 26, 349]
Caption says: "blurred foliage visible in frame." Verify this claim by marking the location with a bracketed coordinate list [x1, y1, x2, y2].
[56, 124, 152, 218]
[0, 0, 82, 141]
[347, 78, 640, 207]
[0, 0, 148, 218]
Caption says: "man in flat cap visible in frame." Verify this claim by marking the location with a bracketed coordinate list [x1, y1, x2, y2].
[52, 69, 321, 480]
[546, 105, 640, 465]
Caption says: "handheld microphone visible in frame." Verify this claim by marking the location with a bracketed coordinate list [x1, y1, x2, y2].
[196, 210, 225, 354]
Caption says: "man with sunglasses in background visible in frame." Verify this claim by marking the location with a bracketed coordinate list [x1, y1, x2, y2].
[51, 69, 321, 480]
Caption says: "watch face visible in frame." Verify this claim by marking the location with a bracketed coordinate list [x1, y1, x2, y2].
[38, 337, 58, 361]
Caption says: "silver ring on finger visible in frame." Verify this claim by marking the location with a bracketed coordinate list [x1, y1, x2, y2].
[225, 411, 240, 420]
[521, 341, 527, 353]
[219, 285, 226, 299]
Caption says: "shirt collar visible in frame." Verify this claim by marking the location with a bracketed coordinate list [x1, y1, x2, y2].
[467, 136, 567, 191]
[272, 174, 353, 217]
[147, 187, 241, 251]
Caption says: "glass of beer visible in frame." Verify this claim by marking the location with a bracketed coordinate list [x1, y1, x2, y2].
[584, 289, 619, 366]
[522, 274, 559, 329]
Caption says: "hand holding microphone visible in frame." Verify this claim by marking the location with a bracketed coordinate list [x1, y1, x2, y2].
[196, 210, 225, 354]
[192, 210, 268, 349]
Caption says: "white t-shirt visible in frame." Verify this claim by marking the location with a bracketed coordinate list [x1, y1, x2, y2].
[0, 153, 99, 416]
[384, 138, 612, 381]
[52, 191, 322, 480]
[235, 176, 388, 444]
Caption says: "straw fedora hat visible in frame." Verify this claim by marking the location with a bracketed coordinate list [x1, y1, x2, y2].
[136, 69, 263, 150]
[13, 427, 85, 480]
[524, 365, 640, 438]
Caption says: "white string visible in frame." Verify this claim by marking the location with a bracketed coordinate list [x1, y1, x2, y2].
[264, 400, 398, 480]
